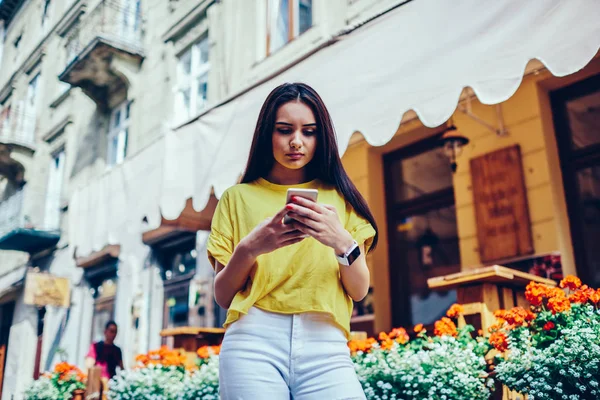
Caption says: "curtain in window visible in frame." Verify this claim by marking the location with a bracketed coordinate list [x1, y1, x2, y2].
[269, 0, 289, 53]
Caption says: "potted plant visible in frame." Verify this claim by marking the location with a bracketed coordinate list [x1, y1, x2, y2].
[491, 276, 600, 399]
[349, 304, 494, 400]
[25, 362, 86, 400]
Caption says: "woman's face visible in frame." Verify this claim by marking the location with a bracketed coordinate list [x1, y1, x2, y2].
[271, 101, 317, 173]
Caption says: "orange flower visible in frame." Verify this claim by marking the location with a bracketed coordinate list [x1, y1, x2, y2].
[548, 295, 571, 314]
[414, 323, 424, 333]
[590, 289, 600, 304]
[380, 338, 395, 351]
[446, 303, 464, 318]
[488, 322, 504, 334]
[434, 317, 457, 337]
[525, 282, 549, 307]
[135, 346, 187, 368]
[196, 345, 221, 359]
[489, 332, 508, 352]
[388, 328, 410, 344]
[560, 275, 582, 291]
[543, 321, 555, 331]
[135, 354, 149, 365]
[569, 289, 590, 303]
[347, 338, 377, 354]
[53, 362, 85, 382]
[378, 332, 389, 341]
[547, 287, 567, 300]
[494, 307, 536, 328]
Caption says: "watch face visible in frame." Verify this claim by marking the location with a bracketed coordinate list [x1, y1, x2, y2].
[347, 245, 361, 266]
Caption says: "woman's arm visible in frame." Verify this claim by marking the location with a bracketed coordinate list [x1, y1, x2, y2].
[287, 198, 371, 301]
[214, 206, 308, 309]
[84, 344, 96, 373]
[213, 240, 258, 309]
[337, 243, 370, 302]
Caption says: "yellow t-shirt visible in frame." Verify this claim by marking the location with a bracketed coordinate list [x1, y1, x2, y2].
[206, 177, 376, 339]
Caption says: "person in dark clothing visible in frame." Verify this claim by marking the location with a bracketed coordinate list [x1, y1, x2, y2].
[85, 320, 124, 379]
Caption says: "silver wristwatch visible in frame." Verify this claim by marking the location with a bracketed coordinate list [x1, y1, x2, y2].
[336, 240, 360, 266]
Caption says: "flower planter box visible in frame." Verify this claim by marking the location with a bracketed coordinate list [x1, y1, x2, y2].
[160, 326, 225, 351]
[502, 387, 527, 400]
[428, 265, 556, 336]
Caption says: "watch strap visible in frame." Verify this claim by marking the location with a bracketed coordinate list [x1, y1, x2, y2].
[336, 240, 360, 266]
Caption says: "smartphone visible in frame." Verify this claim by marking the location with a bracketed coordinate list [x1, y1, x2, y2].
[283, 188, 319, 224]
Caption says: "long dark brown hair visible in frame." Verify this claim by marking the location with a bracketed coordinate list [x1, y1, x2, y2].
[241, 82, 379, 251]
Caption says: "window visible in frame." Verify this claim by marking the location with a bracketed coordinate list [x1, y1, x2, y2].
[267, 0, 312, 54]
[65, 28, 80, 66]
[91, 278, 118, 343]
[108, 101, 130, 166]
[551, 74, 600, 287]
[13, 33, 22, 64]
[384, 135, 461, 329]
[85, 259, 119, 343]
[0, 103, 11, 138]
[175, 38, 209, 123]
[44, 150, 65, 230]
[159, 241, 198, 330]
[13, 34, 21, 49]
[0, 22, 5, 69]
[41, 0, 52, 32]
[120, 0, 141, 43]
[24, 74, 41, 143]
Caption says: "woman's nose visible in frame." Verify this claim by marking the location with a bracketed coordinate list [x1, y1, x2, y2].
[290, 132, 302, 148]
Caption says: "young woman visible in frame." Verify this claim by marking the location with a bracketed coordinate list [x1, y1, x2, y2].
[207, 82, 378, 399]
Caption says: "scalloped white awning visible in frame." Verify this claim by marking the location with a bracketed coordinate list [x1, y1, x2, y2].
[70, 0, 600, 258]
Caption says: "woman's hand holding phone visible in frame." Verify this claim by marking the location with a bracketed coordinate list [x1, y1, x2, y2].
[241, 206, 308, 258]
[286, 197, 354, 255]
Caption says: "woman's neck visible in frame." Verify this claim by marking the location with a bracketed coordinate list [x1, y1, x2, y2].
[266, 164, 310, 185]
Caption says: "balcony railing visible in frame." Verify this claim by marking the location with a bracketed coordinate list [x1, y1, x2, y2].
[64, 0, 143, 67]
[0, 187, 61, 253]
[0, 104, 37, 150]
[60, 0, 143, 109]
[0, 188, 26, 238]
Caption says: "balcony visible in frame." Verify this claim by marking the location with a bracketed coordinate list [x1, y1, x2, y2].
[0, 105, 37, 185]
[0, 188, 60, 254]
[0, 0, 25, 24]
[58, 0, 144, 110]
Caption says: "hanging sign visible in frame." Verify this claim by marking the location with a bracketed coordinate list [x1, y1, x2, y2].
[24, 271, 71, 308]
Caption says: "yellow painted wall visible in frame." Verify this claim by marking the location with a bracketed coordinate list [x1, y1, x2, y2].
[342, 58, 600, 332]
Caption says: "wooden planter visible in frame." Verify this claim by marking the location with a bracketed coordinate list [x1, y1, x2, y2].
[428, 266, 546, 400]
[72, 389, 85, 400]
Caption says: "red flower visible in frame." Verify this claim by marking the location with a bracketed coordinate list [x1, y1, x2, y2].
[543, 321, 555, 331]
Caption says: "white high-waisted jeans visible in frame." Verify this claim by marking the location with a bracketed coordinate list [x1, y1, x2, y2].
[219, 307, 366, 400]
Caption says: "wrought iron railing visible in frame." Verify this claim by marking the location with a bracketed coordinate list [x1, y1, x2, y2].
[0, 188, 25, 237]
[0, 103, 37, 149]
[64, 0, 143, 66]
[0, 186, 60, 236]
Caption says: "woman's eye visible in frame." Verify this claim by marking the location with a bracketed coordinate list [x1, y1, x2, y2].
[277, 128, 292, 134]
[303, 130, 316, 136]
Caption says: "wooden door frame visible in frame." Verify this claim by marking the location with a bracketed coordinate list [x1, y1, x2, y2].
[0, 301, 15, 398]
[383, 133, 456, 328]
[550, 73, 600, 284]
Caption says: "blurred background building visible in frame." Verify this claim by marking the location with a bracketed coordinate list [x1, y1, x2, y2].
[0, 0, 598, 398]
